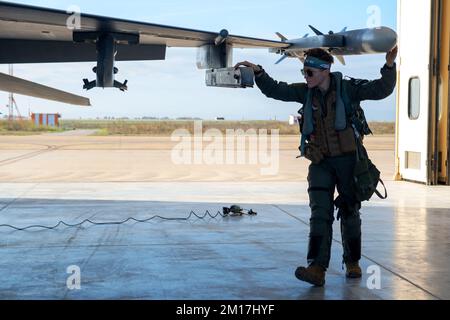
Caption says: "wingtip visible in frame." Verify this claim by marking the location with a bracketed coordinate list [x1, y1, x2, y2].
[0, 72, 94, 107]
[81, 98, 92, 107]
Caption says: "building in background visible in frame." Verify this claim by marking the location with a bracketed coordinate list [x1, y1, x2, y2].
[31, 113, 61, 127]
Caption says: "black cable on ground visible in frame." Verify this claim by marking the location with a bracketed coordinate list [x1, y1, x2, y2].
[0, 210, 227, 231]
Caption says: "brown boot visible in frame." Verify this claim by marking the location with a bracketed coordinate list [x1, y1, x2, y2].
[345, 262, 362, 278]
[295, 265, 326, 287]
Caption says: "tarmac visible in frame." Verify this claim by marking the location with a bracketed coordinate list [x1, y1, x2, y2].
[0, 133, 449, 300]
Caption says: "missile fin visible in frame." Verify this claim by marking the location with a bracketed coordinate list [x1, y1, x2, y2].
[308, 25, 324, 35]
[275, 55, 288, 64]
[334, 55, 346, 65]
[276, 32, 288, 42]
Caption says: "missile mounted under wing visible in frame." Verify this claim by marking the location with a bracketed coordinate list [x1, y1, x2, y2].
[272, 25, 398, 65]
[0, 1, 397, 105]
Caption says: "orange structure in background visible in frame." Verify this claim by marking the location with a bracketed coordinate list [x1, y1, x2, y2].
[31, 113, 61, 127]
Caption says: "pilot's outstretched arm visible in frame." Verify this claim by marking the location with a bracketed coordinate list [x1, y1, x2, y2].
[348, 46, 398, 101]
[255, 71, 307, 103]
[235, 60, 307, 103]
[348, 63, 397, 101]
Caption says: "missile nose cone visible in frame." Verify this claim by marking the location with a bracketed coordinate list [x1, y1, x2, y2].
[379, 27, 397, 50]
[363, 27, 397, 53]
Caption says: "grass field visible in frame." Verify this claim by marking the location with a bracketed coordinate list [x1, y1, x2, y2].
[0, 119, 395, 136]
[0, 119, 63, 135]
[61, 120, 395, 136]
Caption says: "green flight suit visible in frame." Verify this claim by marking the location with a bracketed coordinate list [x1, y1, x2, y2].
[255, 63, 397, 269]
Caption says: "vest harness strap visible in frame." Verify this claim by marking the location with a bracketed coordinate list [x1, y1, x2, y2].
[300, 72, 348, 156]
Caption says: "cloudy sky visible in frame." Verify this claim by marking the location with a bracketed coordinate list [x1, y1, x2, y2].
[0, 0, 397, 121]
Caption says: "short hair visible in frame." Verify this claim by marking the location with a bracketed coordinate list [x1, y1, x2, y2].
[305, 48, 334, 64]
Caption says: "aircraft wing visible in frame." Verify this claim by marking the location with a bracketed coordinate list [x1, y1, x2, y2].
[0, 72, 91, 106]
[0, 2, 396, 103]
[0, 1, 288, 64]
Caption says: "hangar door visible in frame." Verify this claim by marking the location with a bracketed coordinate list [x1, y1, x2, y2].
[396, 0, 434, 184]
[436, 0, 450, 184]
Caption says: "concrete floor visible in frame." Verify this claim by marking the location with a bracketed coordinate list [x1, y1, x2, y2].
[0, 181, 449, 300]
[0, 133, 448, 300]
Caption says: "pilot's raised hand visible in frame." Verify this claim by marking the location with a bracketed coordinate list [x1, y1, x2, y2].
[234, 61, 263, 74]
[386, 46, 398, 67]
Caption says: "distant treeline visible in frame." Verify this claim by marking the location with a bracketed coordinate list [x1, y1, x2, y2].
[60, 120, 395, 136]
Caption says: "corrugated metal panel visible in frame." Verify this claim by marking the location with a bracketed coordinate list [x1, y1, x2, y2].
[31, 113, 60, 127]
[48, 114, 55, 126]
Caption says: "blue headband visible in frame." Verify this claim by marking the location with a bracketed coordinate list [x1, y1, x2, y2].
[304, 56, 331, 70]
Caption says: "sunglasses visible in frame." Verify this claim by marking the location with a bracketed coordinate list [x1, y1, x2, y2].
[301, 69, 316, 77]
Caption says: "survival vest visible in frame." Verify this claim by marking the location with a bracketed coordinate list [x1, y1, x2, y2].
[299, 72, 372, 156]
